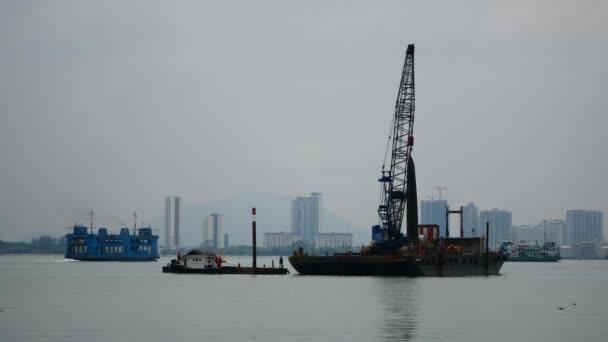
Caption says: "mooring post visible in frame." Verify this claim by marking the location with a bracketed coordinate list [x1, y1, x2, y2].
[252, 207, 257, 273]
[460, 206, 464, 238]
[438, 237, 443, 277]
[485, 222, 489, 275]
[445, 205, 450, 238]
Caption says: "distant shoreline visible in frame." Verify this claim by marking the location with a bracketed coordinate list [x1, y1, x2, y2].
[1, 253, 606, 261]
[0, 253, 64, 256]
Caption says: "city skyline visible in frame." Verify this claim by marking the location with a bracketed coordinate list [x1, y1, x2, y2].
[264, 192, 353, 248]
[161, 192, 607, 249]
[2, 189, 606, 247]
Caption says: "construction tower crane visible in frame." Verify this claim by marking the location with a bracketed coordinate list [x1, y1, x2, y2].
[375, 44, 418, 245]
[435, 186, 447, 200]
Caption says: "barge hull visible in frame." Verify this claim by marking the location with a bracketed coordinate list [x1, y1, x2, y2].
[162, 265, 289, 275]
[289, 254, 505, 276]
[507, 256, 560, 262]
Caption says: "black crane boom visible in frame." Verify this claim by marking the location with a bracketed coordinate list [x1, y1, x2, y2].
[377, 44, 417, 243]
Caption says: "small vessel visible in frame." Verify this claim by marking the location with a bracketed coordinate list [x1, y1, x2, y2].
[162, 249, 289, 275]
[162, 208, 288, 275]
[65, 211, 159, 261]
[500, 241, 560, 262]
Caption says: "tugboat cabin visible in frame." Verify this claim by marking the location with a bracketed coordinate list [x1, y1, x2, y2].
[181, 249, 222, 269]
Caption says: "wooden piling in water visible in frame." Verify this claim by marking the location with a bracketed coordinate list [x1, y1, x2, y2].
[252, 207, 257, 273]
[460, 206, 464, 238]
[485, 222, 489, 275]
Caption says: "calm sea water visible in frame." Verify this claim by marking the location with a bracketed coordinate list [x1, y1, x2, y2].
[1, 255, 607, 342]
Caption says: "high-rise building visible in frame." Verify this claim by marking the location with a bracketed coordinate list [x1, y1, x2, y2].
[421, 199, 448, 237]
[202, 220, 210, 247]
[567, 210, 603, 245]
[462, 202, 480, 237]
[314, 233, 353, 248]
[264, 232, 301, 248]
[164, 196, 181, 250]
[543, 219, 567, 246]
[512, 225, 525, 243]
[203, 213, 224, 249]
[291, 197, 310, 240]
[479, 209, 512, 246]
[224, 234, 229, 248]
[532, 222, 547, 245]
[512, 225, 544, 245]
[291, 192, 323, 243]
[311, 192, 323, 237]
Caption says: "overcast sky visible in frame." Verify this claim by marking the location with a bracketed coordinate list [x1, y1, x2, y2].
[1, 1, 607, 241]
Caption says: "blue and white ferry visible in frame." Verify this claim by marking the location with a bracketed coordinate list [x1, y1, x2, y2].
[65, 214, 159, 261]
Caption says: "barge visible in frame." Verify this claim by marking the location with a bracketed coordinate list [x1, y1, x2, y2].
[288, 44, 506, 276]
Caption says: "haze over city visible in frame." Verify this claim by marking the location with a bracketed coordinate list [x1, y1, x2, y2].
[1, 1, 607, 242]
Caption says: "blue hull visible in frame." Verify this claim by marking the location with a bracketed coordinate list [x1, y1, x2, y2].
[67, 256, 159, 261]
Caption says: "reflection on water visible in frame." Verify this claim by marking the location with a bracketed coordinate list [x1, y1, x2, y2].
[375, 277, 419, 341]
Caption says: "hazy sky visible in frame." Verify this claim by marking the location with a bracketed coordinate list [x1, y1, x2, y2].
[1, 1, 607, 241]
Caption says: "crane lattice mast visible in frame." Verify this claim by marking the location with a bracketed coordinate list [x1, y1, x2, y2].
[377, 44, 416, 241]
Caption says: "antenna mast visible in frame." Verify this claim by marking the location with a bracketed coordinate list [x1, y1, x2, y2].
[435, 186, 447, 200]
[133, 212, 137, 234]
[89, 209, 94, 234]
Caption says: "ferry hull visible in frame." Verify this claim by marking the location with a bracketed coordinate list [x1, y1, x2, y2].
[68, 256, 159, 261]
[289, 254, 505, 277]
[507, 256, 560, 262]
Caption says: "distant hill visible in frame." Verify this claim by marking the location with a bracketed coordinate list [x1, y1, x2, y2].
[150, 192, 370, 247]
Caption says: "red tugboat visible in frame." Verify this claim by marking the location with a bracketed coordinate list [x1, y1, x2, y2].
[289, 44, 505, 276]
